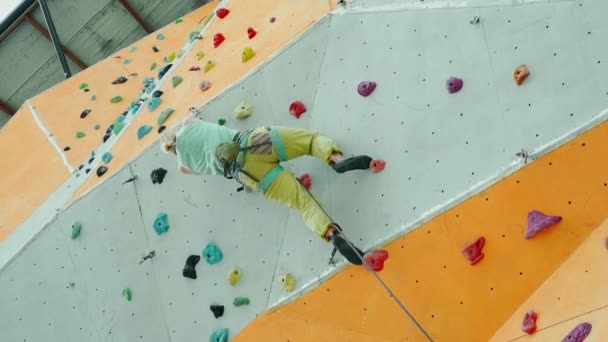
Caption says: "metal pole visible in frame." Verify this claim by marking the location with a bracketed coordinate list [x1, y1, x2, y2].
[37, 0, 71, 78]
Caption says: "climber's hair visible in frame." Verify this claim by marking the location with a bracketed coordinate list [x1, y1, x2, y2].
[160, 128, 177, 155]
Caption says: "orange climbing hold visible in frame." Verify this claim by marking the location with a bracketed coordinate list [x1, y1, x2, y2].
[214, 33, 225, 48]
[462, 236, 485, 265]
[513, 64, 530, 85]
[216, 8, 230, 19]
[289, 101, 306, 119]
[370, 159, 385, 173]
[247, 27, 257, 39]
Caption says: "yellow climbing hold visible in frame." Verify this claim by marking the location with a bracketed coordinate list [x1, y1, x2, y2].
[234, 101, 253, 120]
[204, 60, 216, 73]
[242, 47, 256, 63]
[167, 52, 176, 62]
[196, 51, 205, 61]
[228, 266, 242, 286]
[281, 273, 296, 292]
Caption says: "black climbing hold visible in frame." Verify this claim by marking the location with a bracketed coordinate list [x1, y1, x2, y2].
[80, 109, 91, 119]
[183, 255, 201, 279]
[88, 157, 94, 164]
[121, 111, 128, 116]
[152, 90, 164, 98]
[78, 164, 84, 171]
[103, 133, 111, 143]
[158, 126, 166, 134]
[84, 88, 90, 92]
[96, 166, 108, 177]
[158, 64, 173, 80]
[112, 76, 128, 85]
[64, 146, 71, 152]
[152, 45, 159, 53]
[151, 168, 167, 184]
[106, 124, 114, 134]
[85, 168, 91, 174]
[210, 305, 225, 319]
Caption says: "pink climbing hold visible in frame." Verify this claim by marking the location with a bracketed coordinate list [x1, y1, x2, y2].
[213, 33, 225, 48]
[525, 210, 562, 239]
[357, 81, 377, 97]
[461, 236, 485, 265]
[562, 322, 592, 342]
[370, 159, 386, 173]
[216, 8, 230, 19]
[298, 173, 312, 190]
[446, 77, 463, 94]
[363, 250, 389, 272]
[199, 80, 212, 92]
[247, 27, 257, 39]
[289, 101, 307, 119]
[521, 310, 538, 334]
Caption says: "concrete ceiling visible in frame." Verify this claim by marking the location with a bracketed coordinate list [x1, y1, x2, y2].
[0, 0, 211, 127]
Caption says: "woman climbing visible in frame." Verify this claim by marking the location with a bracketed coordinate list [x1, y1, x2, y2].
[160, 117, 381, 265]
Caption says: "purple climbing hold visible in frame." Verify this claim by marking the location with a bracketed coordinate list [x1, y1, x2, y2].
[562, 322, 592, 342]
[446, 77, 463, 94]
[357, 81, 376, 97]
[525, 210, 562, 239]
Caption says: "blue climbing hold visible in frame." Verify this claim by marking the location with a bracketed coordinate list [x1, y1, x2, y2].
[157, 33, 165, 40]
[116, 114, 126, 123]
[148, 97, 162, 112]
[153, 213, 169, 235]
[137, 125, 153, 139]
[202, 242, 223, 265]
[102, 152, 112, 164]
[209, 328, 229, 342]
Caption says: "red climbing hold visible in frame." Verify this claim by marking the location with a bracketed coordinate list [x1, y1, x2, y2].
[213, 33, 225, 48]
[298, 173, 312, 190]
[216, 8, 230, 19]
[525, 210, 562, 239]
[188, 66, 201, 71]
[247, 27, 257, 39]
[562, 322, 592, 342]
[289, 101, 307, 119]
[370, 159, 386, 173]
[521, 310, 538, 334]
[363, 250, 389, 272]
[357, 81, 376, 97]
[461, 236, 485, 265]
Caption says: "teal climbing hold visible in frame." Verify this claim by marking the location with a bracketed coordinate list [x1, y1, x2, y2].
[79, 83, 88, 90]
[148, 97, 162, 112]
[75, 131, 86, 138]
[116, 114, 126, 123]
[132, 104, 141, 114]
[122, 288, 132, 302]
[137, 125, 153, 139]
[209, 328, 229, 342]
[94, 124, 101, 130]
[91, 95, 96, 101]
[110, 96, 123, 103]
[130, 46, 138, 53]
[71, 221, 81, 239]
[102, 152, 112, 164]
[157, 108, 175, 125]
[113, 122, 125, 135]
[218, 118, 226, 126]
[150, 62, 157, 71]
[172, 76, 183, 88]
[202, 242, 223, 265]
[123, 58, 132, 64]
[153, 213, 170, 235]
[157, 33, 165, 40]
[233, 297, 250, 307]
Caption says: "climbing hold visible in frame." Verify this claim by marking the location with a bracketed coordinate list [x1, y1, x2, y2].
[461, 236, 485, 265]
[158, 64, 173, 79]
[363, 250, 389, 272]
[357, 81, 377, 97]
[129, 46, 137, 53]
[96, 165, 108, 177]
[281, 273, 296, 292]
[175, 18, 182, 24]
[234, 101, 253, 119]
[90, 95, 96, 101]
[157, 108, 174, 125]
[166, 52, 176, 62]
[199, 80, 212, 92]
[521, 310, 538, 334]
[113, 122, 125, 135]
[102, 133, 111, 143]
[149, 62, 157, 70]
[247, 27, 257, 39]
[156, 33, 165, 40]
[158, 126, 166, 134]
[152, 90, 163, 98]
[153, 213, 169, 235]
[110, 96, 123, 103]
[93, 124, 100, 130]
[79, 82, 88, 90]
[123, 58, 132, 64]
[122, 288, 132, 302]
[183, 255, 201, 279]
[370, 159, 386, 173]
[176, 49, 184, 58]
[172, 76, 183, 88]
[64, 146, 70, 152]
[228, 266, 242, 286]
[137, 125, 153, 139]
[213, 33, 225, 48]
[446, 77, 464, 94]
[102, 152, 112, 164]
[188, 31, 199, 42]
[196, 51, 205, 61]
[116, 114, 126, 124]
[242, 47, 256, 63]
[112, 76, 128, 85]
[270, 17, 276, 23]
[470, 16, 480, 24]
[562, 322, 592, 342]
[152, 45, 159, 53]
[233, 297, 250, 307]
[202, 242, 223, 265]
[80, 109, 91, 119]
[204, 60, 216, 72]
[151, 168, 167, 184]
[75, 131, 86, 138]
[209, 328, 229, 342]
[188, 66, 201, 71]
[216, 8, 230, 19]
[525, 210, 562, 239]
[147, 97, 162, 112]
[84, 88, 90, 92]
[514, 64, 530, 85]
[217, 118, 226, 126]
[210, 305, 224, 319]
[85, 168, 91, 174]
[289, 101, 307, 119]
[71, 221, 81, 239]
[298, 173, 312, 190]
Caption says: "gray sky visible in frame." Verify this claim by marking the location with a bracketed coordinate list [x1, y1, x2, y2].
[0, 0, 24, 23]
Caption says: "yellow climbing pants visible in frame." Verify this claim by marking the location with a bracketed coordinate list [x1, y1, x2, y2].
[240, 127, 343, 241]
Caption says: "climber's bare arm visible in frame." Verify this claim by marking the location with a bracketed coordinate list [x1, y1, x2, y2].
[179, 166, 197, 175]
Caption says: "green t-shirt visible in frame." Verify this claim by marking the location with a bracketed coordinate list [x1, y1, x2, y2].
[176, 121, 238, 175]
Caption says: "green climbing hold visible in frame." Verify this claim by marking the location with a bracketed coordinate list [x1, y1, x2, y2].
[233, 297, 250, 307]
[137, 125, 153, 139]
[71, 221, 82, 239]
[157, 108, 175, 125]
[150, 62, 157, 71]
[130, 46, 138, 53]
[209, 328, 228, 342]
[79, 83, 88, 90]
[122, 288, 132, 302]
[172, 76, 183, 88]
[218, 118, 226, 126]
[110, 96, 123, 103]
[188, 31, 199, 42]
[175, 18, 183, 24]
[75, 131, 86, 138]
[147, 97, 162, 112]
[102, 152, 112, 164]
[113, 122, 125, 135]
[204, 60, 216, 73]
[93, 124, 100, 130]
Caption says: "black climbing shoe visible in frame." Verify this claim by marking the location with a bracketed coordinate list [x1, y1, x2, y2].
[183, 255, 200, 279]
[330, 232, 364, 265]
[333, 155, 372, 174]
